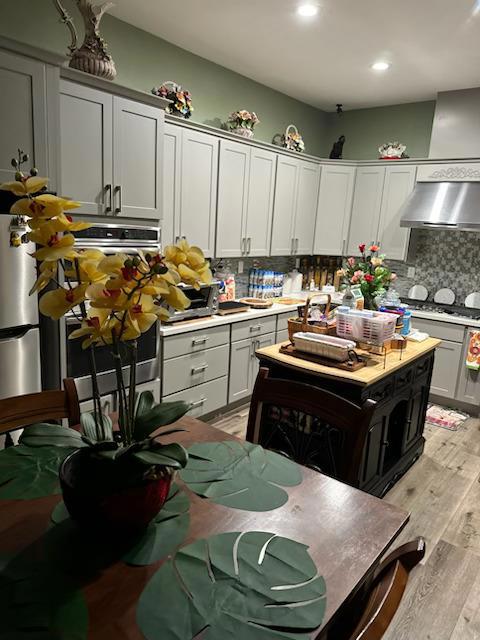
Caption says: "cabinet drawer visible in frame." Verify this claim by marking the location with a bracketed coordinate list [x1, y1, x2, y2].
[412, 317, 465, 343]
[231, 316, 277, 341]
[162, 344, 229, 395]
[162, 376, 228, 418]
[80, 393, 115, 415]
[276, 329, 290, 343]
[276, 311, 293, 333]
[163, 325, 229, 360]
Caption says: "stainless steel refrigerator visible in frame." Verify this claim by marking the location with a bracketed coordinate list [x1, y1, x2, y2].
[0, 215, 41, 444]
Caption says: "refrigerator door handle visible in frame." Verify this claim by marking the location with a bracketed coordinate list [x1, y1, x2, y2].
[0, 325, 35, 342]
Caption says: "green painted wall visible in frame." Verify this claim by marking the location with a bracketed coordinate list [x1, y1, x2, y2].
[326, 101, 436, 160]
[0, 0, 329, 156]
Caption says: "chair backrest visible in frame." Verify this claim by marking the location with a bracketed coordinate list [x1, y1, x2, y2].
[0, 378, 81, 435]
[346, 537, 426, 640]
[246, 367, 376, 486]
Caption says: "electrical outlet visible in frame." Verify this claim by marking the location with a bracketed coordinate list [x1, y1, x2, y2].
[295, 258, 300, 268]
[237, 260, 244, 274]
[407, 267, 416, 279]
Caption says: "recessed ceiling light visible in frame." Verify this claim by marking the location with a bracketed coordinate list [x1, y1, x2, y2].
[297, 4, 319, 17]
[371, 61, 390, 71]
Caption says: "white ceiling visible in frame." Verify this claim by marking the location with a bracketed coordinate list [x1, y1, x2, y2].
[110, 0, 480, 111]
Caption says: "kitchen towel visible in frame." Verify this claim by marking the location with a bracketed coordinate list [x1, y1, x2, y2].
[466, 330, 480, 370]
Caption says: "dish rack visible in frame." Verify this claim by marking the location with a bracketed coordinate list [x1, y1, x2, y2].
[292, 332, 356, 362]
[336, 307, 397, 345]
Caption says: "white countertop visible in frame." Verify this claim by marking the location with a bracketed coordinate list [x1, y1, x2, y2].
[159, 302, 300, 337]
[410, 309, 480, 329]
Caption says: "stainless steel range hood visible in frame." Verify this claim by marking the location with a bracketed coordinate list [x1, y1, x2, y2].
[399, 181, 480, 231]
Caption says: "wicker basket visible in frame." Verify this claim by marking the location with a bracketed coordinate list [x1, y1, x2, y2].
[288, 294, 336, 342]
[283, 124, 305, 153]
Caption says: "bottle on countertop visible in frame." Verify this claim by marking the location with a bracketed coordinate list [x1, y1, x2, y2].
[343, 285, 355, 309]
[307, 263, 315, 290]
[301, 258, 309, 290]
[320, 261, 328, 289]
[314, 256, 322, 288]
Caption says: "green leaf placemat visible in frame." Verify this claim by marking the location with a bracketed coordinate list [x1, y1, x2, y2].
[180, 441, 302, 511]
[0, 444, 76, 500]
[0, 526, 88, 639]
[50, 483, 190, 567]
[137, 531, 326, 640]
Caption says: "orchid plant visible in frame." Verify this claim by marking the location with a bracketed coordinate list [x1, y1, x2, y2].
[342, 243, 396, 309]
[0, 152, 213, 479]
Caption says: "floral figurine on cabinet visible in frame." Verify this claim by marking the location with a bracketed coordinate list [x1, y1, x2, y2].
[343, 243, 396, 310]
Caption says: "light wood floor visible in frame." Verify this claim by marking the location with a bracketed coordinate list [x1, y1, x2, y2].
[209, 406, 480, 639]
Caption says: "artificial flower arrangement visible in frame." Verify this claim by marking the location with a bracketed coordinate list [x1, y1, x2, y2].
[152, 81, 193, 119]
[378, 141, 407, 159]
[343, 243, 396, 309]
[283, 124, 305, 153]
[227, 110, 260, 138]
[0, 151, 212, 530]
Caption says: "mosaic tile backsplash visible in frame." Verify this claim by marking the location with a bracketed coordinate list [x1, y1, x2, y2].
[214, 229, 480, 304]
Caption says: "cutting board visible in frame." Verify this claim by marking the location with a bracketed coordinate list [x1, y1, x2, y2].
[279, 344, 367, 371]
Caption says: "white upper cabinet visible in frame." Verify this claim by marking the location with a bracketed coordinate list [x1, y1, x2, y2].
[378, 165, 417, 260]
[314, 165, 355, 256]
[271, 157, 320, 256]
[347, 166, 385, 255]
[294, 162, 321, 255]
[113, 97, 163, 219]
[179, 129, 219, 258]
[270, 156, 299, 256]
[0, 51, 52, 187]
[216, 139, 249, 258]
[216, 141, 276, 258]
[162, 123, 182, 246]
[60, 80, 163, 220]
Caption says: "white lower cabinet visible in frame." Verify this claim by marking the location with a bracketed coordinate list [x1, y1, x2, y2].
[80, 393, 115, 415]
[276, 329, 290, 343]
[162, 344, 229, 396]
[229, 332, 275, 403]
[163, 377, 228, 418]
[430, 341, 463, 399]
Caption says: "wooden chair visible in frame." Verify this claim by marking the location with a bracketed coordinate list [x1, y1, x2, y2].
[246, 367, 376, 486]
[331, 537, 426, 640]
[0, 378, 81, 435]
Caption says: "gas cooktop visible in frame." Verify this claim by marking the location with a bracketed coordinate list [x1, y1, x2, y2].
[401, 298, 480, 321]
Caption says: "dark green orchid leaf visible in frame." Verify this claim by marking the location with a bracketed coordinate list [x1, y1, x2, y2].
[133, 443, 188, 470]
[123, 483, 190, 566]
[80, 412, 113, 442]
[135, 390, 156, 421]
[133, 400, 190, 440]
[0, 445, 76, 500]
[19, 423, 87, 449]
[0, 526, 89, 639]
[180, 441, 302, 511]
[137, 531, 326, 640]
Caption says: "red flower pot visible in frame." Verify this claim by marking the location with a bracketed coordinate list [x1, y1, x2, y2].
[59, 449, 173, 534]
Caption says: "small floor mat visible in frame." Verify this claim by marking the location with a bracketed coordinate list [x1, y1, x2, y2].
[426, 404, 470, 431]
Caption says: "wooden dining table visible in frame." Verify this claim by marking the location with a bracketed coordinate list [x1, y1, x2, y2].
[0, 416, 409, 639]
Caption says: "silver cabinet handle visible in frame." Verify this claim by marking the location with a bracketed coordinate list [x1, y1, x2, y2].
[295, 238, 299, 253]
[191, 364, 208, 374]
[247, 237, 252, 254]
[342, 238, 346, 256]
[241, 237, 245, 255]
[114, 185, 122, 214]
[291, 238, 295, 255]
[105, 184, 112, 213]
[192, 336, 208, 346]
[250, 324, 262, 332]
[175, 235, 180, 243]
[191, 397, 206, 409]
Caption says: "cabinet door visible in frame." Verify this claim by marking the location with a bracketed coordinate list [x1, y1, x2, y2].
[0, 51, 49, 186]
[430, 340, 462, 399]
[180, 130, 218, 257]
[314, 165, 355, 256]
[216, 139, 249, 258]
[294, 161, 321, 256]
[229, 338, 254, 403]
[456, 329, 480, 405]
[378, 166, 417, 260]
[80, 393, 115, 416]
[347, 166, 385, 256]
[113, 97, 163, 220]
[245, 148, 277, 257]
[162, 123, 182, 247]
[270, 156, 298, 256]
[251, 333, 276, 381]
[59, 80, 113, 215]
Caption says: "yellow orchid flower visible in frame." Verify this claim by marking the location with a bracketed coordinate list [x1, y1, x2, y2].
[33, 233, 78, 262]
[163, 285, 191, 311]
[164, 240, 212, 289]
[39, 284, 88, 320]
[0, 176, 49, 196]
[11, 194, 80, 219]
[69, 308, 111, 349]
[87, 283, 129, 311]
[97, 254, 128, 275]
[128, 295, 169, 333]
[29, 260, 58, 295]
[64, 250, 108, 285]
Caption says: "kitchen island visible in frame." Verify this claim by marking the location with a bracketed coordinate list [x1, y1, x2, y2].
[254, 337, 441, 497]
